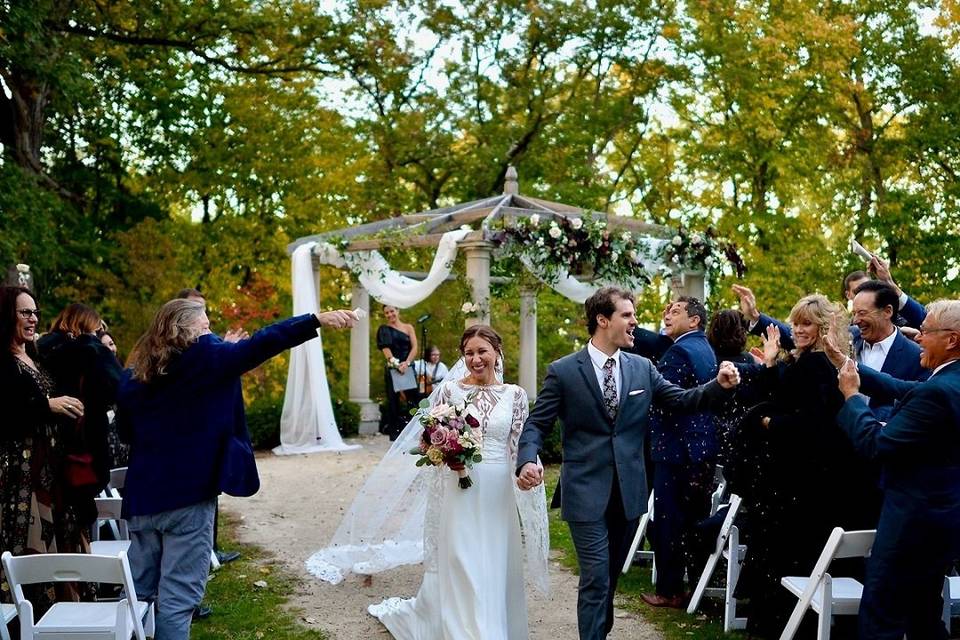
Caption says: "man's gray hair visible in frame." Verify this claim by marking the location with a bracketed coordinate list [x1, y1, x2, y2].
[925, 300, 960, 331]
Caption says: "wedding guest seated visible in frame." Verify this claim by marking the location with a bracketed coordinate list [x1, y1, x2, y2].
[117, 298, 356, 639]
[412, 344, 448, 397]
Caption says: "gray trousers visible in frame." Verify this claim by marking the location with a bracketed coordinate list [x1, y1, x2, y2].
[128, 499, 217, 640]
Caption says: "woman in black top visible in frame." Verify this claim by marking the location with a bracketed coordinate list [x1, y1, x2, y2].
[376, 305, 417, 440]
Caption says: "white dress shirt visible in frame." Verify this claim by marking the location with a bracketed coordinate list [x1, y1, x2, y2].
[587, 340, 622, 400]
[858, 327, 898, 372]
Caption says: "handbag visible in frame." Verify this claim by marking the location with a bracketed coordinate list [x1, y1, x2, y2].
[219, 432, 260, 497]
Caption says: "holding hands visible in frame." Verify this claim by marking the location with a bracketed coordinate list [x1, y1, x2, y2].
[517, 461, 544, 491]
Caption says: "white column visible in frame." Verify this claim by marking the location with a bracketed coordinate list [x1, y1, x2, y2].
[462, 239, 494, 327]
[349, 285, 380, 435]
[678, 270, 707, 300]
[519, 287, 538, 400]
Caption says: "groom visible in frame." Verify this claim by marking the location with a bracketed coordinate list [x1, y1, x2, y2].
[517, 286, 740, 639]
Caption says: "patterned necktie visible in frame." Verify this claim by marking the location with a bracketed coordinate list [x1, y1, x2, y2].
[602, 357, 618, 420]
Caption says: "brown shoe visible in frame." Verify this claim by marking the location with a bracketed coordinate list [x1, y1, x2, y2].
[640, 592, 685, 608]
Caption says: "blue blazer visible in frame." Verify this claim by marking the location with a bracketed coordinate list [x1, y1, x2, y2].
[852, 329, 928, 421]
[838, 360, 960, 506]
[518, 347, 728, 522]
[117, 314, 321, 518]
[649, 331, 719, 464]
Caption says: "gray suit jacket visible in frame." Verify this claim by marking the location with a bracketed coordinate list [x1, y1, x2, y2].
[517, 346, 727, 522]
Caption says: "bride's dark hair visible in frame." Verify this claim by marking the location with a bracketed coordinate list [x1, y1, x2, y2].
[459, 324, 502, 354]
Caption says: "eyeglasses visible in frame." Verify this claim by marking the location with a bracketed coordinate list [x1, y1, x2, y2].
[918, 326, 955, 336]
[16, 309, 40, 320]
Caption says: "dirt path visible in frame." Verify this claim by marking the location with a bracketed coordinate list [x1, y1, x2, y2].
[221, 435, 662, 640]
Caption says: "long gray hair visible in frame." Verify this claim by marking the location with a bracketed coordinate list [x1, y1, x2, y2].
[128, 299, 206, 383]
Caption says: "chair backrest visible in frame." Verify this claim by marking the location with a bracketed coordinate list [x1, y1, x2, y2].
[806, 528, 874, 586]
[109, 467, 127, 492]
[95, 496, 123, 521]
[715, 494, 742, 549]
[2, 551, 146, 639]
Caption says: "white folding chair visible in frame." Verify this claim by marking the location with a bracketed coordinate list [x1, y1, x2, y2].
[1, 602, 17, 640]
[1, 550, 155, 639]
[622, 491, 656, 576]
[779, 527, 875, 640]
[108, 467, 127, 497]
[90, 497, 132, 557]
[942, 575, 960, 634]
[709, 465, 728, 517]
[687, 493, 746, 626]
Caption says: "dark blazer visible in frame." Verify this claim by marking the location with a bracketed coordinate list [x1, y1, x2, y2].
[840, 360, 960, 504]
[628, 327, 673, 364]
[898, 295, 926, 330]
[649, 331, 719, 464]
[853, 329, 928, 421]
[517, 347, 728, 522]
[117, 314, 322, 518]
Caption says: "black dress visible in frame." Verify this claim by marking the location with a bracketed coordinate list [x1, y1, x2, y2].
[377, 325, 414, 439]
[728, 351, 879, 638]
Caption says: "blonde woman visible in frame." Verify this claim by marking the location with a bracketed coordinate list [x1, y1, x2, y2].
[738, 294, 879, 638]
[118, 299, 356, 640]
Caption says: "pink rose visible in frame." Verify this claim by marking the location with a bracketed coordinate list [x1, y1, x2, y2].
[430, 427, 449, 446]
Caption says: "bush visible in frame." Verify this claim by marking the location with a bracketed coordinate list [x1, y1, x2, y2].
[245, 396, 361, 449]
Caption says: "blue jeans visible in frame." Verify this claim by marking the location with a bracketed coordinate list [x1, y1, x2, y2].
[128, 499, 217, 640]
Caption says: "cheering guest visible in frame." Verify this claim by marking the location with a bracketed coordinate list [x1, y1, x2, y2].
[833, 300, 960, 639]
[0, 287, 88, 611]
[117, 299, 356, 639]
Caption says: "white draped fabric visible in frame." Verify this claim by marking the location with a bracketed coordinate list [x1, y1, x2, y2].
[315, 228, 471, 309]
[273, 243, 361, 455]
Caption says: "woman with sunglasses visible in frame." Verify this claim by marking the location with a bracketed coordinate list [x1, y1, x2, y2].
[0, 286, 89, 612]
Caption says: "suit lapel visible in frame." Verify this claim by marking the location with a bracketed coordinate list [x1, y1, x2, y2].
[576, 348, 608, 419]
[881, 331, 904, 375]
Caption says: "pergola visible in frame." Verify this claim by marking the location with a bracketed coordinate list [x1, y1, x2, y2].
[287, 168, 707, 434]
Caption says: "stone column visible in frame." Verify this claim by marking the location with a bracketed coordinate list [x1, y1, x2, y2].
[462, 239, 494, 327]
[348, 285, 380, 435]
[519, 287, 538, 400]
[677, 270, 707, 300]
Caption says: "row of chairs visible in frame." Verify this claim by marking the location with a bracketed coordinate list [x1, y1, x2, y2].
[622, 473, 960, 640]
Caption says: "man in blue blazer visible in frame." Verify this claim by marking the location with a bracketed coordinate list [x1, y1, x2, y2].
[833, 299, 960, 639]
[516, 287, 741, 640]
[643, 296, 719, 608]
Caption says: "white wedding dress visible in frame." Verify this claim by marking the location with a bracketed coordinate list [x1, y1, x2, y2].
[367, 380, 530, 639]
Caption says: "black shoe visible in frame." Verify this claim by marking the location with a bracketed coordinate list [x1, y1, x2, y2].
[192, 605, 212, 621]
[215, 550, 241, 564]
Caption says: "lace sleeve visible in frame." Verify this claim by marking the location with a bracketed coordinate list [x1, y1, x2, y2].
[509, 385, 550, 595]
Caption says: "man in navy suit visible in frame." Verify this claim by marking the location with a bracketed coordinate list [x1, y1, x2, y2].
[850, 280, 928, 421]
[642, 296, 719, 608]
[516, 287, 741, 640]
[834, 299, 960, 639]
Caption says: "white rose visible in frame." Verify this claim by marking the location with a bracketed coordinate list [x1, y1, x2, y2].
[549, 226, 562, 239]
[610, 251, 620, 262]
[461, 302, 475, 313]
[621, 231, 631, 242]
[671, 255, 680, 264]
[704, 256, 715, 268]
[628, 249, 639, 262]
[15, 264, 29, 273]
[672, 235, 683, 246]
[691, 233, 704, 245]
[536, 237, 545, 247]
[570, 217, 583, 230]
[530, 214, 541, 226]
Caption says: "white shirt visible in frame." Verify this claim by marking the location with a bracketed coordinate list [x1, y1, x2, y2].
[858, 327, 898, 371]
[587, 340, 622, 400]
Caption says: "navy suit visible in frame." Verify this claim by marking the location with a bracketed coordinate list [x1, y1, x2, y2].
[838, 360, 960, 639]
[649, 331, 719, 598]
[118, 313, 322, 518]
[853, 329, 928, 421]
[518, 346, 728, 639]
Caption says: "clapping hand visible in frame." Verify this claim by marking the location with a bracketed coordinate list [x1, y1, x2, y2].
[759, 324, 781, 366]
[517, 462, 544, 491]
[717, 361, 741, 389]
[822, 334, 849, 369]
[838, 357, 860, 399]
[316, 310, 359, 329]
[731, 284, 760, 324]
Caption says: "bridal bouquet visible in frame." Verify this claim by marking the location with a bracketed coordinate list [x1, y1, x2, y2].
[410, 397, 483, 489]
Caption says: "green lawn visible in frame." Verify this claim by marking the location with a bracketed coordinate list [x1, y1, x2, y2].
[543, 465, 739, 640]
[190, 514, 326, 640]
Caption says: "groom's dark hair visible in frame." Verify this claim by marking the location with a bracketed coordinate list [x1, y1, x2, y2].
[585, 287, 635, 335]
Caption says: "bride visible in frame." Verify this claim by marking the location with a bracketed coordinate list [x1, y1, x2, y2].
[306, 324, 549, 639]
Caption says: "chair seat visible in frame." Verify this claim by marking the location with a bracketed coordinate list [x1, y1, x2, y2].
[36, 601, 149, 632]
[90, 540, 132, 556]
[781, 576, 864, 615]
[1, 602, 16, 623]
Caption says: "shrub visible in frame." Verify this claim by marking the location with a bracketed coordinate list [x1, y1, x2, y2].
[246, 398, 284, 450]
[332, 398, 361, 437]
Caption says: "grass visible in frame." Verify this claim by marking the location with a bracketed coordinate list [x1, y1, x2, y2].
[190, 513, 326, 640]
[543, 465, 739, 640]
